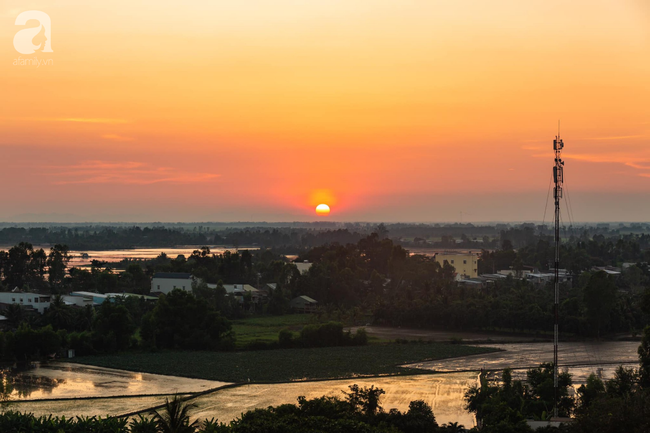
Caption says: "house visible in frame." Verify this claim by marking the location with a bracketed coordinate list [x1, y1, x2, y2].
[223, 284, 266, 303]
[290, 295, 318, 313]
[151, 272, 194, 295]
[259, 283, 277, 295]
[592, 266, 621, 276]
[0, 292, 51, 314]
[434, 252, 479, 279]
[105, 293, 159, 301]
[497, 269, 532, 278]
[221, 283, 257, 295]
[62, 295, 94, 307]
[294, 261, 313, 274]
[69, 291, 109, 305]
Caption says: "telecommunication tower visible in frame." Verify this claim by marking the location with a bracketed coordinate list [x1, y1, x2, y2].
[552, 127, 564, 418]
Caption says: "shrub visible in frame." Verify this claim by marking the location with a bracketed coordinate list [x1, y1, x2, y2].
[278, 329, 294, 348]
[300, 322, 344, 348]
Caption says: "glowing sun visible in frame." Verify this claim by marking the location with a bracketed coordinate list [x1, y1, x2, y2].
[315, 203, 331, 216]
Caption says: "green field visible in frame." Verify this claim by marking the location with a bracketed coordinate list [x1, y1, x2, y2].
[72, 343, 498, 383]
[231, 314, 317, 348]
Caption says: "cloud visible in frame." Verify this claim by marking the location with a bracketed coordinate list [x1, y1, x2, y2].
[102, 134, 134, 142]
[581, 135, 645, 141]
[56, 118, 129, 124]
[531, 151, 650, 178]
[47, 160, 220, 185]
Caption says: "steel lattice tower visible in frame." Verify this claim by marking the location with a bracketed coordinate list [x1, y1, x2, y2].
[552, 128, 564, 418]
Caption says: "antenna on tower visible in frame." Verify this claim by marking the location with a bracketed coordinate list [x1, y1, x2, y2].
[552, 123, 564, 419]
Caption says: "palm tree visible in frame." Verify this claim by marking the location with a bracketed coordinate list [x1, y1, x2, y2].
[45, 294, 72, 329]
[3, 304, 25, 328]
[151, 395, 198, 433]
[442, 421, 466, 432]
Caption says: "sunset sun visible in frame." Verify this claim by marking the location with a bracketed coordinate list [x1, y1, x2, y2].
[315, 204, 330, 216]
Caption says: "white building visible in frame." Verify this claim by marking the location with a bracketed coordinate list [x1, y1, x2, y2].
[151, 273, 194, 295]
[295, 261, 313, 274]
[0, 292, 51, 314]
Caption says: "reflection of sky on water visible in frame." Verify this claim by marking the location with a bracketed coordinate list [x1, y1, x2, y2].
[0, 246, 257, 269]
[3, 341, 642, 427]
[66, 247, 254, 267]
[3, 363, 227, 401]
[406, 341, 641, 389]
[191, 373, 479, 428]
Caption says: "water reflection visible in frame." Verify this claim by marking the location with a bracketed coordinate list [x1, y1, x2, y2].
[0, 369, 65, 401]
[191, 373, 479, 428]
[1, 363, 227, 401]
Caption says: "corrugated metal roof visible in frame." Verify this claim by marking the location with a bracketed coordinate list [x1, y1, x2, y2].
[153, 272, 192, 279]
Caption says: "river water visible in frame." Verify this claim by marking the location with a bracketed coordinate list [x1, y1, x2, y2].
[0, 246, 257, 269]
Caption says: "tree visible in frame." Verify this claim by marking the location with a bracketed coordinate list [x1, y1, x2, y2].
[92, 302, 135, 352]
[639, 325, 650, 389]
[583, 271, 617, 337]
[151, 395, 198, 433]
[43, 294, 73, 330]
[47, 244, 70, 290]
[344, 384, 385, 416]
[2, 304, 25, 328]
[146, 289, 232, 351]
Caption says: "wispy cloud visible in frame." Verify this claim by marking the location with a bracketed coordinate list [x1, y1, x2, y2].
[101, 134, 134, 142]
[47, 160, 220, 185]
[581, 135, 645, 141]
[56, 118, 129, 124]
[531, 151, 650, 179]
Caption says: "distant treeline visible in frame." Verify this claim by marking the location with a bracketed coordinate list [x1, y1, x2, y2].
[0, 223, 649, 252]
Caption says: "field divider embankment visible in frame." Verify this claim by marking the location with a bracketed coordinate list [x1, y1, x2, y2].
[117, 382, 243, 419]
[405, 360, 640, 375]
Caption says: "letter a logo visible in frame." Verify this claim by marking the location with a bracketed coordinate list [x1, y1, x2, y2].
[14, 11, 53, 55]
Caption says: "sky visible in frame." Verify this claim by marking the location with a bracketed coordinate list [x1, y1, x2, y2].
[0, 0, 649, 223]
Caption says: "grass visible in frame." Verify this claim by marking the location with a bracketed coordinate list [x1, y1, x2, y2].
[231, 314, 316, 348]
[72, 343, 498, 383]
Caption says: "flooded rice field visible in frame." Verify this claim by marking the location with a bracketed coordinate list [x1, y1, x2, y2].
[1, 363, 227, 401]
[189, 373, 478, 427]
[4, 395, 173, 418]
[406, 341, 640, 384]
[1, 341, 641, 426]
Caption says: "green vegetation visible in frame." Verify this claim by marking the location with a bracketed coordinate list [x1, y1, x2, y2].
[231, 314, 316, 347]
[72, 343, 497, 383]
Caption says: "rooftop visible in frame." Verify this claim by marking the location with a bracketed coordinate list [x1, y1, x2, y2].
[153, 272, 193, 279]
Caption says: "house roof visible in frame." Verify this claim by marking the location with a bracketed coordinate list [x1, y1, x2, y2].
[153, 272, 193, 280]
[70, 291, 108, 298]
[222, 284, 258, 294]
[292, 295, 317, 304]
[106, 293, 159, 300]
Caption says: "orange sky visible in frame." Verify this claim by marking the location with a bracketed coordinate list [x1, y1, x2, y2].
[1, 0, 649, 222]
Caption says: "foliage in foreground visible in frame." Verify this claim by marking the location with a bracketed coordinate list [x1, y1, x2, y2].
[465, 326, 650, 433]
